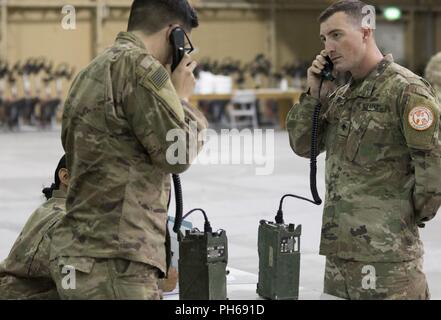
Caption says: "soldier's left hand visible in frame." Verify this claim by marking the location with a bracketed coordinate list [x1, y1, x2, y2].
[167, 54, 198, 102]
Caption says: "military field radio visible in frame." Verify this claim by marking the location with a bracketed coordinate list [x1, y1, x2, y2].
[169, 27, 228, 300]
[257, 56, 335, 300]
[174, 208, 228, 300]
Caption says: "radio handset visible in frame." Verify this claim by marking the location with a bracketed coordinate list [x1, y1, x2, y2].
[170, 27, 186, 72]
[169, 26, 186, 236]
[321, 56, 335, 82]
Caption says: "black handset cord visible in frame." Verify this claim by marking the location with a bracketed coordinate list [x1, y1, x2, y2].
[171, 174, 184, 233]
[183, 208, 212, 233]
[169, 121, 208, 236]
[276, 78, 324, 224]
[164, 174, 183, 271]
[173, 208, 213, 242]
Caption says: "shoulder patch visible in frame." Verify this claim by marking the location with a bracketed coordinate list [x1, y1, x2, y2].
[135, 56, 184, 123]
[149, 67, 169, 90]
[402, 88, 439, 150]
[408, 106, 434, 131]
[137, 56, 169, 91]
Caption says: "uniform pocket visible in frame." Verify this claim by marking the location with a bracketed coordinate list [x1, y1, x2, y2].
[109, 259, 161, 299]
[345, 116, 371, 162]
[57, 256, 96, 274]
[110, 259, 159, 279]
[346, 107, 403, 166]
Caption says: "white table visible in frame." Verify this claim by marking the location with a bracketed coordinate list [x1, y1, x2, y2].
[163, 267, 342, 300]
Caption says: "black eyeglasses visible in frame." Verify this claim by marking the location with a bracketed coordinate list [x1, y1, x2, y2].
[170, 25, 194, 55]
[182, 29, 194, 55]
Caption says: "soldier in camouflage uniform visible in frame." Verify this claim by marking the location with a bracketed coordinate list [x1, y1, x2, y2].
[0, 155, 68, 299]
[287, 0, 440, 299]
[425, 52, 441, 102]
[49, 0, 207, 299]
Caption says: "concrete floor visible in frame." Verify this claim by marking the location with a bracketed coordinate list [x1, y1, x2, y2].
[1, 128, 440, 299]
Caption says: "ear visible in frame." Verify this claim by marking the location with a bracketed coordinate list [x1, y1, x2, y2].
[361, 27, 372, 41]
[58, 168, 70, 187]
[166, 24, 182, 40]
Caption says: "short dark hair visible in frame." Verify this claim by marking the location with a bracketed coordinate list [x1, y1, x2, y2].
[127, 0, 199, 34]
[318, 0, 369, 25]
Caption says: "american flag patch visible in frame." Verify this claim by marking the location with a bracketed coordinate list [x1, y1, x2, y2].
[149, 67, 169, 90]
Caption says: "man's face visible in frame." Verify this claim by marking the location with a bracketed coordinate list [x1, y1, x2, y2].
[320, 12, 366, 73]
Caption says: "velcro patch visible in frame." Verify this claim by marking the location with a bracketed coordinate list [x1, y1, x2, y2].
[149, 67, 169, 90]
[408, 85, 431, 99]
[402, 83, 439, 150]
[136, 56, 169, 90]
[362, 103, 387, 113]
[408, 106, 434, 131]
[136, 56, 184, 122]
[140, 56, 154, 70]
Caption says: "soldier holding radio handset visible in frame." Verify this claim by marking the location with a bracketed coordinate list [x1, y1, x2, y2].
[286, 0, 441, 300]
[50, 0, 207, 300]
[308, 50, 337, 100]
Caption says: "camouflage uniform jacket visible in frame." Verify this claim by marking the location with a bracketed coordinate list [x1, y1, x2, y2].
[0, 190, 66, 279]
[51, 32, 208, 274]
[425, 51, 441, 102]
[287, 55, 441, 262]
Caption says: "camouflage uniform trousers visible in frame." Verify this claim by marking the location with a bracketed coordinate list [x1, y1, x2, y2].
[324, 256, 430, 300]
[49, 257, 161, 300]
[0, 274, 59, 300]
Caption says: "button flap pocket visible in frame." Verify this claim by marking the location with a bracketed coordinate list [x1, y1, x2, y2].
[57, 257, 95, 274]
[345, 116, 372, 162]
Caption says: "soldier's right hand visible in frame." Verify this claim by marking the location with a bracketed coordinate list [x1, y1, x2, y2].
[307, 50, 337, 99]
[169, 53, 197, 102]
